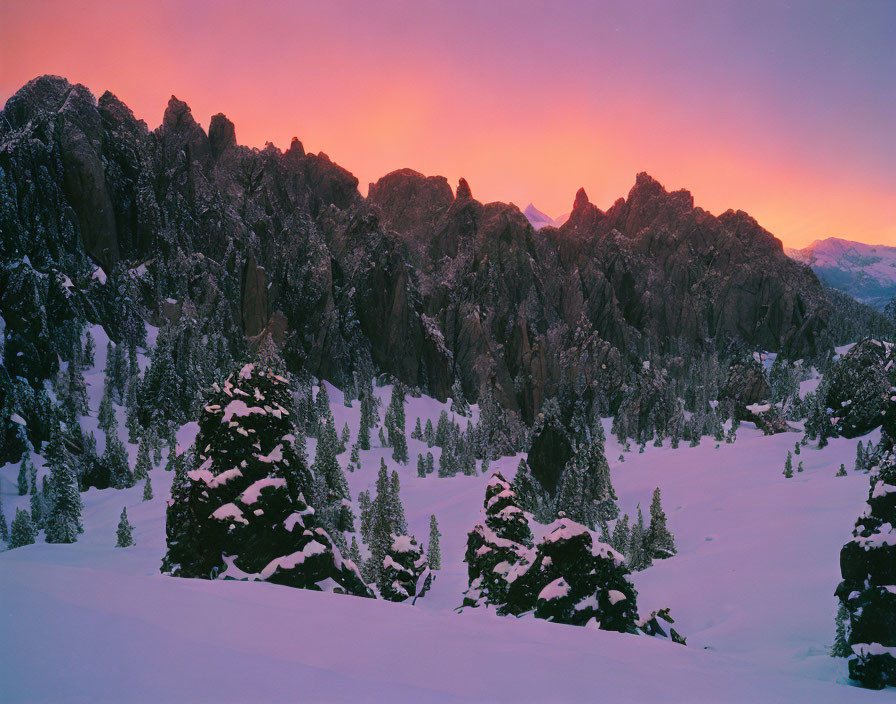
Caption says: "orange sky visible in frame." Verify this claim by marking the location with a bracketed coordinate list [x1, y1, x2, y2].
[2, 1, 894, 248]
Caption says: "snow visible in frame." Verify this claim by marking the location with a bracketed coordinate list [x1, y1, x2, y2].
[240, 477, 287, 505]
[91, 267, 107, 284]
[221, 399, 267, 423]
[0, 377, 887, 701]
[538, 577, 570, 601]
[608, 589, 627, 605]
[211, 503, 249, 525]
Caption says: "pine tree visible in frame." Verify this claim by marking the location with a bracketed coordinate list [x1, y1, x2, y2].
[44, 424, 83, 544]
[105, 434, 134, 489]
[836, 463, 847, 477]
[450, 378, 470, 417]
[0, 495, 8, 542]
[28, 459, 37, 494]
[627, 506, 651, 571]
[831, 602, 851, 658]
[428, 514, 441, 569]
[98, 382, 117, 435]
[341, 422, 351, 447]
[426, 452, 434, 475]
[411, 418, 423, 441]
[611, 514, 631, 556]
[143, 475, 153, 501]
[116, 507, 135, 547]
[783, 451, 794, 478]
[424, 419, 435, 447]
[358, 383, 375, 451]
[358, 490, 372, 543]
[8, 508, 36, 549]
[349, 536, 363, 573]
[797, 461, 804, 473]
[386, 383, 408, 464]
[378, 534, 431, 602]
[135, 436, 152, 480]
[17, 454, 31, 495]
[367, 463, 396, 582]
[390, 470, 407, 535]
[856, 442, 866, 472]
[83, 330, 96, 368]
[417, 454, 426, 478]
[794, 441, 801, 456]
[161, 363, 368, 595]
[30, 487, 43, 529]
[647, 487, 676, 559]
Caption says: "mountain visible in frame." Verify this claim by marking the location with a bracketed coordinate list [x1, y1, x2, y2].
[0, 75, 885, 433]
[786, 237, 896, 311]
[522, 203, 569, 229]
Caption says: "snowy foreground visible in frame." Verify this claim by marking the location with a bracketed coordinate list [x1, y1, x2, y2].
[0, 344, 887, 701]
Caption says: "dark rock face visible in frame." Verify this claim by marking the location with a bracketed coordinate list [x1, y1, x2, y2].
[824, 339, 896, 438]
[0, 75, 866, 422]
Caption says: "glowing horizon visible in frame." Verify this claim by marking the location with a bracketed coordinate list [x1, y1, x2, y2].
[2, 0, 894, 248]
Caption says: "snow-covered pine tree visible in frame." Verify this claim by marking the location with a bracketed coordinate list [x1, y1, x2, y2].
[832, 603, 852, 658]
[358, 383, 375, 450]
[627, 506, 652, 571]
[428, 514, 441, 569]
[856, 442, 866, 472]
[367, 461, 408, 583]
[836, 463, 847, 477]
[160, 363, 369, 596]
[116, 507, 135, 547]
[28, 459, 37, 494]
[450, 378, 470, 417]
[44, 424, 83, 544]
[105, 434, 134, 490]
[390, 470, 407, 535]
[386, 383, 408, 464]
[8, 508, 36, 549]
[463, 472, 533, 608]
[17, 454, 31, 495]
[358, 490, 372, 543]
[424, 418, 435, 447]
[798, 461, 804, 473]
[611, 514, 631, 557]
[411, 418, 423, 441]
[143, 475, 153, 501]
[435, 411, 450, 448]
[834, 444, 896, 688]
[378, 534, 431, 602]
[341, 422, 350, 447]
[783, 451, 794, 478]
[0, 495, 8, 542]
[417, 454, 426, 478]
[647, 487, 676, 559]
[135, 435, 152, 480]
[426, 451, 435, 475]
[501, 519, 639, 632]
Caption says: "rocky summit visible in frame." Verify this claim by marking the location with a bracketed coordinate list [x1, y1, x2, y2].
[0, 75, 882, 427]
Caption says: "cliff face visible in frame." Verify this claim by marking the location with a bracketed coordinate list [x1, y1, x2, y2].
[0, 75, 848, 420]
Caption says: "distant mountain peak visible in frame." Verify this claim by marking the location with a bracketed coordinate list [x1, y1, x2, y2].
[522, 203, 567, 230]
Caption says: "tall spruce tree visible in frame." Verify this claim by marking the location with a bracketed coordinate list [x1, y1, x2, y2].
[44, 424, 83, 544]
[116, 507, 135, 547]
[17, 454, 31, 495]
[647, 487, 676, 559]
[0, 495, 8, 542]
[428, 514, 442, 570]
[8, 508, 36, 549]
[386, 383, 409, 464]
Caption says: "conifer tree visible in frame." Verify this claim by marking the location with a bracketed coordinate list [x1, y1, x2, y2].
[44, 424, 83, 544]
[794, 441, 800, 456]
[143, 475, 153, 501]
[341, 422, 351, 447]
[417, 454, 426, 478]
[8, 508, 36, 549]
[349, 536, 363, 571]
[450, 378, 470, 417]
[855, 442, 866, 472]
[29, 459, 37, 494]
[30, 487, 43, 529]
[83, 330, 96, 368]
[358, 490, 372, 543]
[378, 534, 431, 602]
[135, 436, 152, 480]
[105, 434, 134, 489]
[611, 514, 631, 556]
[411, 418, 423, 441]
[428, 514, 441, 569]
[116, 507, 135, 547]
[831, 603, 851, 658]
[98, 382, 117, 436]
[647, 487, 676, 559]
[17, 455, 31, 495]
[367, 463, 396, 582]
[358, 383, 375, 451]
[424, 419, 435, 447]
[0, 495, 8, 542]
[836, 463, 847, 477]
[783, 451, 794, 478]
[390, 470, 407, 535]
[797, 461, 804, 473]
[628, 506, 652, 571]
[426, 452, 434, 475]
[386, 383, 408, 464]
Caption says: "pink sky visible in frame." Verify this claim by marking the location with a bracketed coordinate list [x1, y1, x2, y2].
[2, 0, 894, 247]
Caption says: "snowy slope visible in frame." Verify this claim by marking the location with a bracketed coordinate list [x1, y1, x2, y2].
[787, 237, 896, 310]
[522, 203, 568, 230]
[0, 363, 885, 701]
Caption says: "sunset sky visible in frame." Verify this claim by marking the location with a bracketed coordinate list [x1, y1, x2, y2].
[2, 0, 894, 247]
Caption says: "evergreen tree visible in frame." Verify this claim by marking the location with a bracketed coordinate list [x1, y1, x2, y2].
[349, 536, 363, 572]
[611, 514, 631, 556]
[627, 506, 652, 571]
[367, 463, 396, 583]
[424, 418, 435, 447]
[312, 415, 352, 536]
[30, 487, 43, 529]
[29, 460, 37, 494]
[390, 470, 407, 535]
[426, 452, 435, 475]
[856, 442, 866, 472]
[463, 473, 534, 609]
[836, 463, 847, 477]
[116, 507, 135, 547]
[358, 383, 375, 451]
[386, 383, 408, 464]
[411, 418, 423, 441]
[341, 422, 351, 447]
[98, 382, 117, 435]
[783, 451, 794, 478]
[0, 495, 7, 542]
[378, 534, 432, 602]
[417, 454, 426, 478]
[797, 461, 804, 473]
[161, 363, 368, 595]
[135, 436, 152, 480]
[82, 330, 96, 368]
[832, 602, 851, 658]
[647, 487, 676, 559]
[105, 434, 134, 489]
[435, 411, 451, 447]
[450, 378, 470, 417]
[17, 454, 31, 495]
[794, 441, 800, 456]
[44, 425, 83, 544]
[143, 475, 153, 501]
[358, 490, 372, 544]
[428, 514, 441, 569]
[8, 508, 36, 549]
